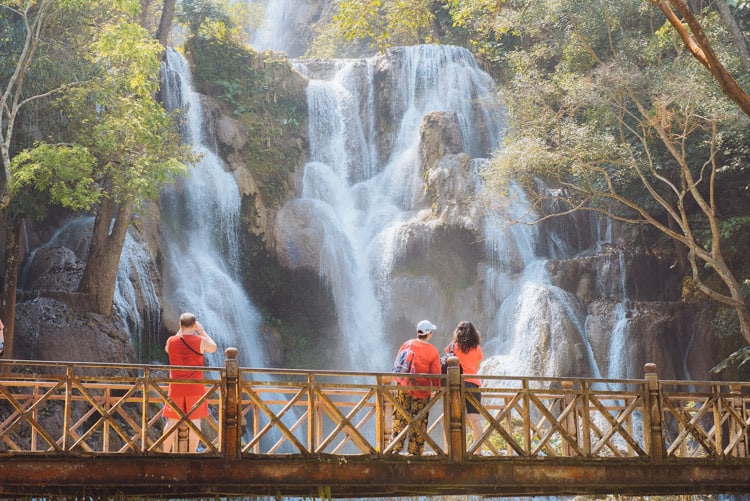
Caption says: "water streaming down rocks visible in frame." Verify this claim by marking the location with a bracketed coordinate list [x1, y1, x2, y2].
[269, 43, 718, 379]
[159, 49, 265, 367]
[271, 45, 606, 374]
[246, 0, 322, 58]
[272, 46, 502, 370]
[15, 217, 144, 362]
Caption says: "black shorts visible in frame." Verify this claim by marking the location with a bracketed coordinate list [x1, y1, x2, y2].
[464, 381, 481, 414]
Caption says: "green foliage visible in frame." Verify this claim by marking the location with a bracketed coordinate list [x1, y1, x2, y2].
[2, 0, 187, 208]
[10, 144, 100, 211]
[176, 0, 248, 41]
[313, 0, 440, 56]
[59, 20, 191, 207]
[717, 216, 750, 242]
[483, 0, 750, 349]
[443, 0, 510, 70]
[487, 0, 748, 213]
[187, 37, 306, 206]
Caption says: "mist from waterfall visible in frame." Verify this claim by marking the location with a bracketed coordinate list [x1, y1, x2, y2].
[244, 0, 320, 57]
[160, 49, 264, 367]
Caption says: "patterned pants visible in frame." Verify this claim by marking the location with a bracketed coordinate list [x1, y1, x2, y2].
[391, 389, 430, 455]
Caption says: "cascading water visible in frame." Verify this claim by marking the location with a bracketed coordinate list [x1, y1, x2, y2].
[596, 219, 633, 379]
[114, 232, 162, 361]
[244, 0, 318, 57]
[277, 45, 515, 370]
[248, 0, 293, 53]
[160, 49, 264, 367]
[280, 44, 615, 379]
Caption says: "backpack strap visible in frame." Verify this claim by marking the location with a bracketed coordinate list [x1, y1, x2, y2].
[179, 334, 203, 356]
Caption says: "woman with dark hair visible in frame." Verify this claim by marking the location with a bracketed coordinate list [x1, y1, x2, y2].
[447, 321, 483, 443]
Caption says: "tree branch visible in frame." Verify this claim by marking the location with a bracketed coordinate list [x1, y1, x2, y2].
[651, 0, 750, 118]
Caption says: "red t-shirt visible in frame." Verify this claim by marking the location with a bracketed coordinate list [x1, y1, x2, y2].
[449, 343, 483, 386]
[395, 338, 441, 398]
[165, 333, 205, 396]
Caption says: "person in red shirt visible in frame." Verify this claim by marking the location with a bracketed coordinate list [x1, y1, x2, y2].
[390, 319, 441, 455]
[163, 313, 217, 452]
[447, 321, 484, 444]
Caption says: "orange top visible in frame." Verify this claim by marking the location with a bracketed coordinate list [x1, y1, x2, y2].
[165, 333, 205, 396]
[395, 338, 441, 398]
[448, 343, 483, 387]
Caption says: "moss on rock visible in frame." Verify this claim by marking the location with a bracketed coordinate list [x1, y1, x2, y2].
[186, 37, 308, 208]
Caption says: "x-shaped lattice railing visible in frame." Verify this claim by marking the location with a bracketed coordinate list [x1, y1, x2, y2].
[471, 382, 646, 458]
[6, 359, 750, 463]
[0, 378, 66, 452]
[662, 385, 750, 458]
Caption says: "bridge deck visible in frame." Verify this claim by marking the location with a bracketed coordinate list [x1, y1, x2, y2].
[2, 456, 750, 498]
[1, 352, 750, 498]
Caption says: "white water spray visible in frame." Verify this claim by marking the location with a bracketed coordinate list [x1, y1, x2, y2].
[161, 49, 264, 367]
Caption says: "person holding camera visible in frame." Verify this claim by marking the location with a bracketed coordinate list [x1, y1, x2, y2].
[162, 312, 217, 452]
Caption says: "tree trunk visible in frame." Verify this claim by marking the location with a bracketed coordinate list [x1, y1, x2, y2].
[155, 0, 177, 49]
[77, 198, 133, 316]
[140, 0, 153, 33]
[0, 214, 22, 359]
[714, 0, 750, 72]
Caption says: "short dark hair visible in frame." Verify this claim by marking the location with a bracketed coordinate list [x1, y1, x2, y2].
[180, 313, 197, 328]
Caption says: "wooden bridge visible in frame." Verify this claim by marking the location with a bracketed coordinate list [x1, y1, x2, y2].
[2, 349, 750, 498]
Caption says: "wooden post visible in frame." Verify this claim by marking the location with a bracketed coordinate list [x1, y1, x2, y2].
[378, 374, 394, 452]
[177, 424, 189, 452]
[63, 365, 73, 452]
[222, 347, 241, 460]
[729, 384, 746, 457]
[712, 383, 723, 456]
[561, 380, 576, 457]
[644, 362, 664, 464]
[446, 356, 463, 462]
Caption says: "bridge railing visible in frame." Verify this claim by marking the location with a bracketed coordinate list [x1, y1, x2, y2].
[0, 359, 224, 455]
[2, 352, 750, 462]
[660, 379, 750, 459]
[472, 376, 649, 459]
[236, 368, 439, 456]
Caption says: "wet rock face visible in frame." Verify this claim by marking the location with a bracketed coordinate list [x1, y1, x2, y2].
[21, 247, 84, 291]
[15, 220, 155, 364]
[15, 298, 135, 365]
[539, 235, 716, 379]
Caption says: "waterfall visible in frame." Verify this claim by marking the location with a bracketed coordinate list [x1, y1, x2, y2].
[114, 232, 162, 362]
[248, 0, 294, 53]
[275, 42, 634, 380]
[277, 46, 512, 370]
[245, 0, 317, 57]
[160, 49, 264, 367]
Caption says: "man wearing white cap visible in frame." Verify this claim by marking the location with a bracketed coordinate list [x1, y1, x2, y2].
[390, 319, 441, 455]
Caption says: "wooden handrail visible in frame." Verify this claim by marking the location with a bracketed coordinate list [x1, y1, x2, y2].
[1, 356, 750, 462]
